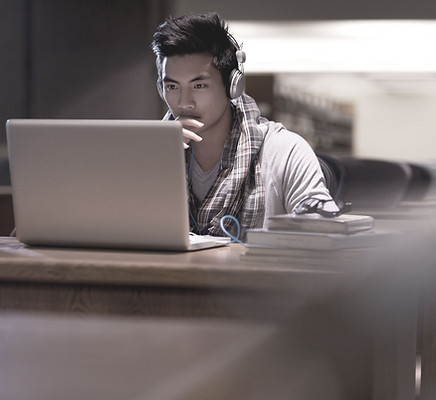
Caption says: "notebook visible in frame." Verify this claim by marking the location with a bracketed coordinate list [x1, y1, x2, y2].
[6, 119, 230, 251]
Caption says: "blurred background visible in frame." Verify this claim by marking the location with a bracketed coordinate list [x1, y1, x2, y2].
[1, 0, 436, 162]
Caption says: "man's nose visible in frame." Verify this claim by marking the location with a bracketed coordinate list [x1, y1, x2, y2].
[178, 88, 195, 110]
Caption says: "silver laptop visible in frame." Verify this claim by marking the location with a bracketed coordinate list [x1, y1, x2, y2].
[6, 119, 229, 251]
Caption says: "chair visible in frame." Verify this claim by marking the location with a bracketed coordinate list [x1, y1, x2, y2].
[0, 158, 11, 186]
[335, 157, 412, 209]
[0, 157, 15, 236]
[316, 152, 345, 201]
[419, 164, 436, 200]
[402, 163, 432, 202]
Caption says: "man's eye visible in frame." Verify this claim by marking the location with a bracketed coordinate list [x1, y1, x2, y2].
[194, 83, 207, 89]
[165, 84, 178, 91]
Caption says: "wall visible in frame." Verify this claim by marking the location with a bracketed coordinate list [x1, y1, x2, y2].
[0, 1, 28, 150]
[0, 0, 169, 149]
[354, 95, 436, 163]
[29, 1, 164, 119]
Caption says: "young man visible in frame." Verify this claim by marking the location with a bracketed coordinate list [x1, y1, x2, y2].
[151, 12, 338, 240]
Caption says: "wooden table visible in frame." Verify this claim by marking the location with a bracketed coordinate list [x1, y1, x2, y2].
[0, 235, 427, 399]
[0, 236, 351, 319]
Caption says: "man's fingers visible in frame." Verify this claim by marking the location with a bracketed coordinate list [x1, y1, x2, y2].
[175, 117, 204, 147]
[176, 116, 204, 130]
[182, 128, 202, 143]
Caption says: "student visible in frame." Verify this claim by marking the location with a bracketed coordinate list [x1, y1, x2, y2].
[151, 12, 338, 240]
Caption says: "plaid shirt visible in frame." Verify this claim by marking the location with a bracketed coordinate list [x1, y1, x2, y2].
[186, 93, 267, 240]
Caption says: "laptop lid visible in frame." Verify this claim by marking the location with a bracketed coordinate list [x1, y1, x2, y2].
[6, 119, 226, 251]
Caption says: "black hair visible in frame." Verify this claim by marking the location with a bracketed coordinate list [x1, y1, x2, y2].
[151, 12, 239, 92]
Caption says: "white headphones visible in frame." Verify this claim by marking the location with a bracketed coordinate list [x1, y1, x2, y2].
[227, 35, 246, 99]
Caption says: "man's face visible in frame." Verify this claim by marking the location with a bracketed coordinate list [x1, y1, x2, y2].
[161, 53, 230, 137]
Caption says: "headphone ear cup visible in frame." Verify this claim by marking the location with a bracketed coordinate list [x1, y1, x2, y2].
[228, 69, 246, 99]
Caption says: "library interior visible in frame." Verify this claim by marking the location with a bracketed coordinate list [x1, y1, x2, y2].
[1, 1, 436, 399]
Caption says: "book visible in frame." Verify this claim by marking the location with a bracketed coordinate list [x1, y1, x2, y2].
[240, 251, 368, 270]
[245, 229, 400, 251]
[241, 246, 370, 268]
[244, 246, 368, 258]
[268, 213, 374, 234]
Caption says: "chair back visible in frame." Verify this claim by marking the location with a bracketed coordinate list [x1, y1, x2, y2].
[335, 157, 412, 209]
[316, 153, 345, 201]
[0, 158, 11, 186]
[403, 163, 432, 201]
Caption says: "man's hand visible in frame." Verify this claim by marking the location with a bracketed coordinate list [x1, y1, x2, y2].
[175, 117, 203, 149]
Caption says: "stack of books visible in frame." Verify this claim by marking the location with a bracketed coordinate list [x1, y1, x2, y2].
[267, 213, 375, 235]
[242, 213, 400, 267]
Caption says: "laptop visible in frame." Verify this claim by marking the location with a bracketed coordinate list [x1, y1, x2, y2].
[6, 119, 230, 251]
